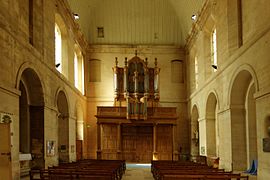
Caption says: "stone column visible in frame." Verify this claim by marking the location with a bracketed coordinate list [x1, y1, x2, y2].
[96, 122, 102, 159]
[154, 58, 160, 100]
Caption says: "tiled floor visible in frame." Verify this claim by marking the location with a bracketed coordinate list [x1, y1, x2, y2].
[122, 163, 154, 180]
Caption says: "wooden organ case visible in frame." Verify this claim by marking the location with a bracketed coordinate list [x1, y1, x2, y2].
[95, 55, 178, 162]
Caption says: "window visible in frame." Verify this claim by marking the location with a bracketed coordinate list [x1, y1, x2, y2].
[211, 28, 217, 72]
[55, 24, 62, 72]
[97, 27, 104, 38]
[195, 56, 198, 89]
[74, 49, 85, 95]
[81, 58, 84, 95]
[74, 52, 79, 88]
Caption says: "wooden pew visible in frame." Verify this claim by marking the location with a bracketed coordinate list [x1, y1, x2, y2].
[162, 174, 249, 180]
[30, 159, 126, 180]
[151, 160, 248, 180]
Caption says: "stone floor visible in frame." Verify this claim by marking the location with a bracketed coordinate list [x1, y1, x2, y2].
[122, 163, 154, 180]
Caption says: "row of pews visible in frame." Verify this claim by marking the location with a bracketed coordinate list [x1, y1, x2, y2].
[30, 159, 126, 180]
[151, 160, 249, 180]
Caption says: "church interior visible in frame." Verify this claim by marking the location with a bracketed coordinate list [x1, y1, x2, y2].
[0, 0, 270, 179]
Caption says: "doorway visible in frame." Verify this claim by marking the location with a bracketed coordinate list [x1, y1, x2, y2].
[56, 91, 69, 163]
[19, 68, 44, 169]
[122, 125, 153, 162]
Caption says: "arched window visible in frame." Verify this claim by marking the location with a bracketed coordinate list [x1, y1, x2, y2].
[81, 58, 84, 95]
[195, 56, 198, 89]
[74, 52, 79, 88]
[74, 47, 85, 95]
[55, 23, 62, 72]
[211, 28, 217, 72]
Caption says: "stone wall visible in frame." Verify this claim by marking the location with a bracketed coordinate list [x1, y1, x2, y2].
[84, 45, 188, 158]
[186, 0, 270, 179]
[0, 0, 87, 179]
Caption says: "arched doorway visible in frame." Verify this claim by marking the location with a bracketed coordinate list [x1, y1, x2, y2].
[190, 105, 199, 160]
[205, 92, 218, 157]
[56, 90, 69, 163]
[230, 69, 258, 171]
[19, 68, 44, 168]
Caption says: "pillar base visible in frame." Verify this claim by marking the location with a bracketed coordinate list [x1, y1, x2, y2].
[152, 151, 158, 160]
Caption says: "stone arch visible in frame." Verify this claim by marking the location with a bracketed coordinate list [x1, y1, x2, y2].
[229, 66, 258, 171]
[245, 81, 257, 166]
[55, 88, 70, 163]
[228, 64, 259, 104]
[17, 67, 45, 169]
[190, 104, 200, 160]
[55, 13, 68, 38]
[15, 62, 45, 92]
[205, 92, 218, 157]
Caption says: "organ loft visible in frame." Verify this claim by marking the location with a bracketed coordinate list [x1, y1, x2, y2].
[95, 53, 178, 162]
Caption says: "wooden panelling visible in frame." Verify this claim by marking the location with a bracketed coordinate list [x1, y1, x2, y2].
[122, 125, 153, 162]
[100, 123, 174, 162]
[101, 124, 118, 159]
[76, 140, 83, 160]
[157, 125, 172, 160]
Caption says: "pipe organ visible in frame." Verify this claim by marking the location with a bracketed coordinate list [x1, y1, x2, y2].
[112, 55, 160, 120]
[96, 54, 178, 162]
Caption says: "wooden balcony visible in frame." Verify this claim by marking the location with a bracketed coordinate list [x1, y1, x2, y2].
[96, 106, 177, 124]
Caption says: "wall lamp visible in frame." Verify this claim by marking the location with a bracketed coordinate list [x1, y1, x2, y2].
[55, 63, 60, 68]
[212, 64, 218, 70]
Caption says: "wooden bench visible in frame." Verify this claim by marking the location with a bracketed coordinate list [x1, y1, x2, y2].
[30, 159, 126, 180]
[151, 160, 248, 180]
[162, 174, 249, 180]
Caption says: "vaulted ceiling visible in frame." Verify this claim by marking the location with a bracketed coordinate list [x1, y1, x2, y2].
[67, 0, 205, 47]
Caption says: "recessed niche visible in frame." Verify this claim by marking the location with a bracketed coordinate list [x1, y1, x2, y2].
[97, 27, 104, 38]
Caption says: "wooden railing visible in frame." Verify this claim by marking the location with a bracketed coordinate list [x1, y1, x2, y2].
[96, 106, 177, 121]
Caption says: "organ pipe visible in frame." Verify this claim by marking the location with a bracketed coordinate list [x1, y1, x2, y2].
[154, 58, 160, 99]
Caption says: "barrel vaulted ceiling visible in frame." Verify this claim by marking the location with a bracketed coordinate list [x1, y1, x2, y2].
[67, 0, 205, 47]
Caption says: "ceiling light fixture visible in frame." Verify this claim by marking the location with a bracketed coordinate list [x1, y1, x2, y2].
[191, 14, 197, 21]
[73, 13, 79, 20]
